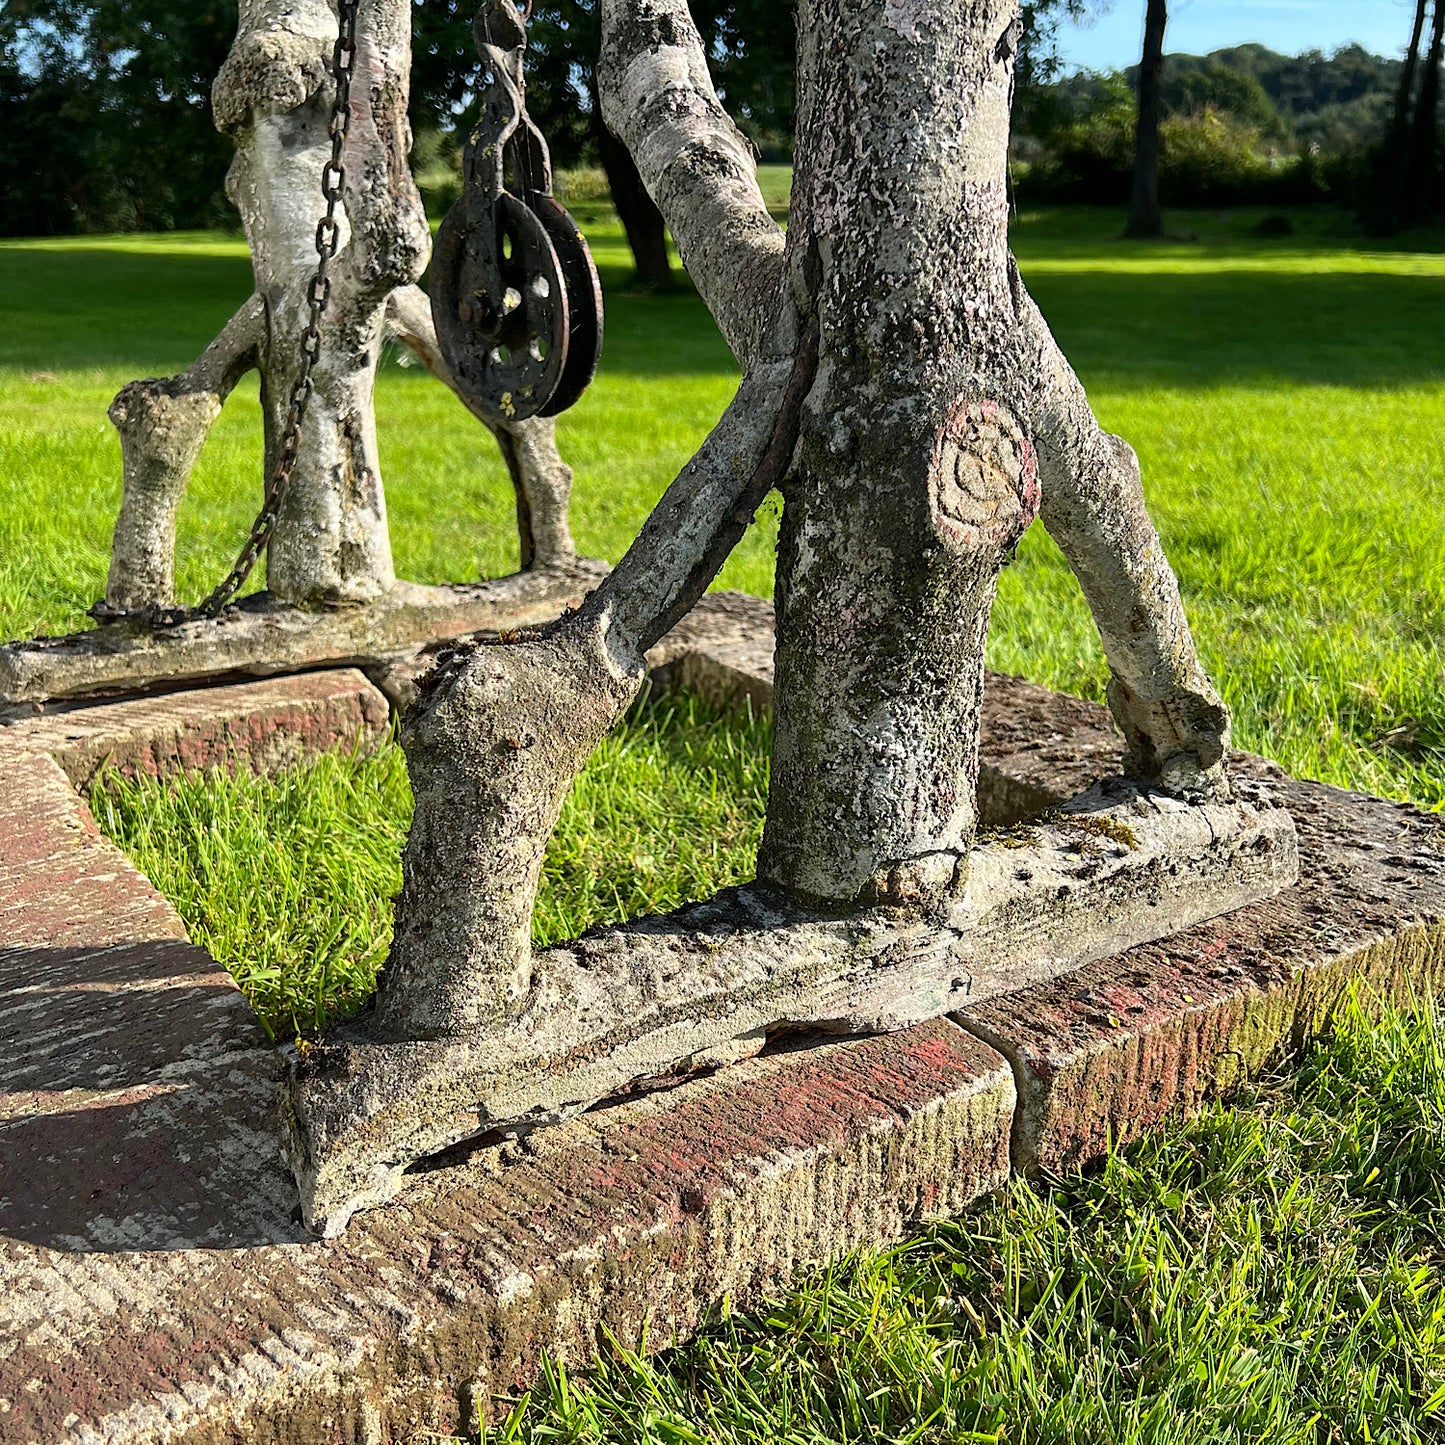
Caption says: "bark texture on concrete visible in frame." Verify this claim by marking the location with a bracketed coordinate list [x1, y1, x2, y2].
[105, 298, 266, 614]
[99, 0, 578, 619]
[294, 779, 1296, 1234]
[375, 352, 816, 1040]
[0, 567, 606, 708]
[596, 0, 787, 367]
[308, 0, 1250, 1218]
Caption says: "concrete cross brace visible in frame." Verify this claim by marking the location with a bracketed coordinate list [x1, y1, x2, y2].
[0, 566, 606, 710]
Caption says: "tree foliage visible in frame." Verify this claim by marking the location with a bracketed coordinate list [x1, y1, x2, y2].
[0, 1, 1431, 239]
[1013, 39, 1418, 214]
[1, 0, 235, 235]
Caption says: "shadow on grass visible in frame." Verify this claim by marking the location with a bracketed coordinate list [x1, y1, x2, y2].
[1029, 270, 1445, 389]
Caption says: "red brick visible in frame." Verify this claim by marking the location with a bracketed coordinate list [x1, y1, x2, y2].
[1, 668, 390, 788]
[959, 774, 1445, 1172]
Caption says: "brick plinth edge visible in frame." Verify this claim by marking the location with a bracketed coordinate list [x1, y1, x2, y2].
[1, 593, 1441, 1443]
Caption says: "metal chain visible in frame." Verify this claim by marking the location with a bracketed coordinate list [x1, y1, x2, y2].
[161, 0, 358, 625]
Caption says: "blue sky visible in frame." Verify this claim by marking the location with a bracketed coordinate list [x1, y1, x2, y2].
[1055, 0, 1414, 71]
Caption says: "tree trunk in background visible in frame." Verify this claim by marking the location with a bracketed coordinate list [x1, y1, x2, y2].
[593, 109, 674, 289]
[1392, 0, 1430, 144]
[1386, 0, 1430, 227]
[1405, 0, 1445, 223]
[376, 0, 1233, 1037]
[1126, 0, 1167, 239]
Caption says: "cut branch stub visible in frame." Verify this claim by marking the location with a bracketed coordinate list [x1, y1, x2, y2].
[930, 400, 1041, 553]
[105, 386, 224, 616]
[374, 617, 640, 1041]
[103, 297, 264, 617]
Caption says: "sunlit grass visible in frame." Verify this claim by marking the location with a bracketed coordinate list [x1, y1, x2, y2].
[4, 208, 1441, 810]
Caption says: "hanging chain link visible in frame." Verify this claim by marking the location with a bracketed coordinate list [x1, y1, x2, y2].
[155, 0, 358, 625]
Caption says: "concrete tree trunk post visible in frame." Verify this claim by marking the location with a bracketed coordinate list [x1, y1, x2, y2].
[759, 0, 1038, 905]
[215, 0, 423, 603]
[285, 0, 1301, 1237]
[373, 0, 1230, 1036]
[102, 0, 578, 618]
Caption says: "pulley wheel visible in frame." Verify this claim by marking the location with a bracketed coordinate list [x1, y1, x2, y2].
[532, 196, 604, 419]
[432, 192, 570, 423]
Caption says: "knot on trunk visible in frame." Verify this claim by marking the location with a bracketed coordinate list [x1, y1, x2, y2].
[929, 397, 1039, 553]
[213, 27, 331, 133]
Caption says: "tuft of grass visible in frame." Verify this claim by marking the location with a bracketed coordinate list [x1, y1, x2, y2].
[90, 742, 410, 1038]
[474, 993, 1445, 1445]
[90, 691, 770, 1039]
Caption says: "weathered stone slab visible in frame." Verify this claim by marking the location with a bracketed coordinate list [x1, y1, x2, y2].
[0, 750, 292, 1252]
[286, 777, 1297, 1235]
[964, 678, 1445, 1175]
[0, 697, 1016, 1442]
[958, 767, 1445, 1173]
[0, 668, 389, 789]
[0, 1025, 1014, 1441]
[977, 672, 1126, 824]
[0, 565, 606, 708]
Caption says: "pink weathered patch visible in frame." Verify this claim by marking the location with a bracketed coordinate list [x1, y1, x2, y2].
[928, 397, 1040, 551]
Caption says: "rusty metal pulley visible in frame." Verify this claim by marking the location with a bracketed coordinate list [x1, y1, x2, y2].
[431, 0, 603, 425]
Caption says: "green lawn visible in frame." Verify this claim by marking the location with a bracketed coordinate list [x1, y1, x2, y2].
[6, 206, 1445, 1440]
[4, 207, 1442, 809]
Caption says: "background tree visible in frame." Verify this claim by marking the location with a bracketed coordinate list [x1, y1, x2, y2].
[0, 0, 235, 235]
[1404, 0, 1445, 222]
[1126, 0, 1167, 236]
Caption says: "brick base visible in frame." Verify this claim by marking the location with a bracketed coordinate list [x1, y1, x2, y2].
[1, 594, 1441, 1443]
